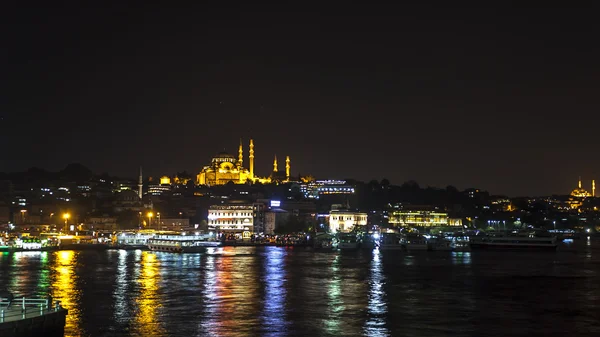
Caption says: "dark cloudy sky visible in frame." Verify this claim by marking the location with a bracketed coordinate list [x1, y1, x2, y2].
[2, 4, 599, 196]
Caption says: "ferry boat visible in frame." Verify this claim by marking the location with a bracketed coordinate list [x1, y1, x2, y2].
[470, 235, 558, 251]
[147, 234, 220, 253]
[113, 230, 170, 250]
[0, 235, 59, 252]
[450, 234, 471, 252]
[338, 233, 360, 250]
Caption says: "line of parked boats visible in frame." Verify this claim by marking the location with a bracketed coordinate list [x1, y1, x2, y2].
[1, 229, 562, 253]
[313, 230, 559, 252]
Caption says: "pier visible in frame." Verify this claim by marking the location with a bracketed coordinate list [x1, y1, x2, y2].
[0, 297, 68, 337]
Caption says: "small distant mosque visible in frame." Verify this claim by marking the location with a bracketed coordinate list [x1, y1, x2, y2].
[196, 138, 291, 186]
[570, 176, 595, 198]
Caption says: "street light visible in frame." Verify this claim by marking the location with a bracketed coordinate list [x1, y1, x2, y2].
[157, 212, 161, 230]
[20, 210, 27, 224]
[147, 212, 153, 230]
[63, 213, 70, 232]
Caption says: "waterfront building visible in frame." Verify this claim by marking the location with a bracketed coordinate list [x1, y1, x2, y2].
[328, 210, 367, 233]
[197, 138, 293, 186]
[388, 205, 461, 228]
[207, 204, 254, 238]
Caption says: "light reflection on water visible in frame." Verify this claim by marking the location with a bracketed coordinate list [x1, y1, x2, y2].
[452, 251, 472, 265]
[325, 254, 342, 334]
[364, 249, 389, 336]
[52, 250, 82, 336]
[113, 249, 128, 323]
[134, 251, 164, 336]
[0, 240, 599, 337]
[262, 247, 287, 336]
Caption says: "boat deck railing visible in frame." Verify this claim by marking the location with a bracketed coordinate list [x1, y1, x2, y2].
[0, 297, 64, 323]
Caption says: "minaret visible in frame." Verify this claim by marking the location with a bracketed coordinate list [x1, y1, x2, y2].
[273, 155, 278, 172]
[238, 138, 243, 167]
[285, 156, 290, 180]
[249, 139, 255, 179]
[579, 176, 582, 189]
[593, 180, 596, 197]
[138, 166, 143, 199]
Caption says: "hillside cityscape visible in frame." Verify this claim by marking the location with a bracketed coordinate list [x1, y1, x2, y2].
[1, 144, 598, 237]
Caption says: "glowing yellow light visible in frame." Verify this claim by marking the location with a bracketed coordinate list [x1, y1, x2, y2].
[63, 213, 70, 220]
[147, 212, 153, 218]
[135, 252, 164, 335]
[52, 250, 83, 335]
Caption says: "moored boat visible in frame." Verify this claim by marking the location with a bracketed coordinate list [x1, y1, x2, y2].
[313, 233, 337, 251]
[470, 235, 558, 251]
[147, 234, 220, 253]
[113, 231, 160, 250]
[450, 234, 471, 252]
[338, 233, 360, 251]
[402, 234, 429, 251]
[378, 233, 404, 251]
[428, 236, 453, 251]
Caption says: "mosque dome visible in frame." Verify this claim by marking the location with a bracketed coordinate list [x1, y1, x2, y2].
[212, 151, 236, 164]
[115, 189, 141, 202]
[571, 188, 591, 198]
[570, 177, 592, 198]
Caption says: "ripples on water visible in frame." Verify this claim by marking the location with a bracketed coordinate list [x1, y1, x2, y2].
[1, 240, 600, 336]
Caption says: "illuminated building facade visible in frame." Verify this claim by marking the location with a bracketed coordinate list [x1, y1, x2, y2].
[301, 180, 356, 199]
[208, 204, 254, 237]
[388, 209, 456, 228]
[197, 139, 292, 186]
[328, 210, 367, 233]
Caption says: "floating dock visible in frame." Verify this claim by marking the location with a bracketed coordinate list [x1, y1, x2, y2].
[0, 297, 67, 337]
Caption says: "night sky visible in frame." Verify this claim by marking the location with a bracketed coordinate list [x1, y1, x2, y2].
[2, 4, 599, 196]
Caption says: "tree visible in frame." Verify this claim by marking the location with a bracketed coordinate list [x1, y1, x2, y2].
[380, 178, 391, 188]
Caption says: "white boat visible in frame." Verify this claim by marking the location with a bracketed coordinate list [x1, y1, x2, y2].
[147, 234, 221, 253]
[114, 231, 158, 249]
[450, 235, 471, 252]
[470, 235, 557, 251]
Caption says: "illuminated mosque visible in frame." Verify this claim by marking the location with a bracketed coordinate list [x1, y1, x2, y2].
[196, 138, 291, 186]
[570, 176, 595, 198]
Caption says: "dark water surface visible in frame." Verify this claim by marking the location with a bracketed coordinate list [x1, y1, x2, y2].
[1, 239, 599, 337]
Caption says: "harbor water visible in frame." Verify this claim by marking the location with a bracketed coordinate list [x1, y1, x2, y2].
[1, 239, 599, 336]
